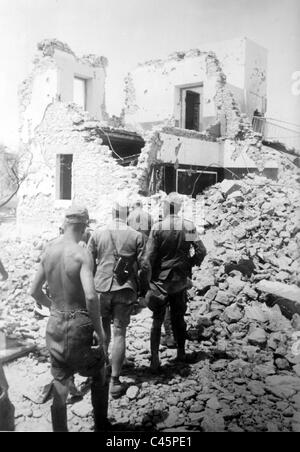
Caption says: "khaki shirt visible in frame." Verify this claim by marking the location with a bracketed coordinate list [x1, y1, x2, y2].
[88, 219, 150, 294]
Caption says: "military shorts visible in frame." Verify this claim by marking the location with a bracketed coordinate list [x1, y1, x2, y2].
[46, 309, 106, 382]
[99, 289, 136, 328]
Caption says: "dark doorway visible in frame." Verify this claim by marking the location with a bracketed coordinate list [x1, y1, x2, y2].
[185, 90, 200, 131]
[58, 154, 73, 200]
[164, 165, 176, 193]
[177, 170, 217, 198]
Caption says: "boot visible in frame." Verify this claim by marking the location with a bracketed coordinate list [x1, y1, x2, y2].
[91, 377, 109, 432]
[51, 404, 68, 432]
[162, 311, 176, 348]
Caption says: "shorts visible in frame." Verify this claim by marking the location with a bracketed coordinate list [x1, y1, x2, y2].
[46, 309, 106, 382]
[99, 289, 136, 328]
[149, 288, 187, 323]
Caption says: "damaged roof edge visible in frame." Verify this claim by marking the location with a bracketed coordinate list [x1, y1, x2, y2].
[37, 38, 108, 68]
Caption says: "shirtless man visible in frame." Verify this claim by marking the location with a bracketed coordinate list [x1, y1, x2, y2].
[30, 206, 108, 432]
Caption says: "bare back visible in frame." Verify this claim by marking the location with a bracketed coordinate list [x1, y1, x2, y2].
[43, 237, 88, 311]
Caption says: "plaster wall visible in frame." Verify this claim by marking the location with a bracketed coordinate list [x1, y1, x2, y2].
[156, 132, 278, 170]
[200, 37, 246, 89]
[20, 43, 107, 148]
[54, 49, 106, 120]
[20, 67, 58, 144]
[197, 37, 267, 119]
[125, 54, 217, 131]
[125, 38, 267, 132]
[158, 133, 222, 167]
[244, 39, 268, 117]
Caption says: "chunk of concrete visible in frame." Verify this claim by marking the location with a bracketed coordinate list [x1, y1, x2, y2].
[219, 180, 243, 197]
[256, 280, 300, 318]
[247, 328, 267, 347]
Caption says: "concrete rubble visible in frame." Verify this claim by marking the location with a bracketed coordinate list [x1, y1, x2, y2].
[0, 159, 300, 432]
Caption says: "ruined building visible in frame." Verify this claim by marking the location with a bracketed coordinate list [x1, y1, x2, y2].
[124, 37, 277, 195]
[17, 38, 277, 229]
[18, 39, 145, 229]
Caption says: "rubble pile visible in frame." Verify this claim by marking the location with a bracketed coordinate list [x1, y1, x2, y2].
[1, 167, 300, 432]
[197, 171, 300, 286]
[103, 170, 300, 433]
[0, 233, 52, 349]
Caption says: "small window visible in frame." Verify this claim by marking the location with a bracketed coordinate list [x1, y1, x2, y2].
[57, 154, 73, 200]
[73, 77, 87, 110]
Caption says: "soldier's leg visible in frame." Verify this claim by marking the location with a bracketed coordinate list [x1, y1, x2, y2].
[162, 304, 176, 347]
[109, 290, 133, 398]
[51, 378, 70, 432]
[91, 365, 110, 432]
[150, 305, 166, 370]
[99, 293, 112, 357]
[169, 290, 187, 360]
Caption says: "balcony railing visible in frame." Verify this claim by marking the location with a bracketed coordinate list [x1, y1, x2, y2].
[252, 116, 300, 151]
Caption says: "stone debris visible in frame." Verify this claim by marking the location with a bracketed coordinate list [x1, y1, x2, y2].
[247, 328, 267, 347]
[256, 280, 300, 317]
[1, 163, 300, 432]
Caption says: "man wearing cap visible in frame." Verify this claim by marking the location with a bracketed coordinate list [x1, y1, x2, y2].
[30, 206, 109, 432]
[145, 192, 207, 370]
[88, 197, 150, 398]
[127, 202, 175, 348]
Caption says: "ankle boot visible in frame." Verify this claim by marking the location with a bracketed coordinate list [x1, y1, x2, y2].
[51, 405, 68, 432]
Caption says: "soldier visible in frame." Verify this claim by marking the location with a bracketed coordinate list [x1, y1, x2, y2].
[145, 192, 207, 370]
[88, 198, 150, 398]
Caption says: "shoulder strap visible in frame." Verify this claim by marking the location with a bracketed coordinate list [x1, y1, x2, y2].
[108, 229, 118, 257]
[108, 228, 131, 257]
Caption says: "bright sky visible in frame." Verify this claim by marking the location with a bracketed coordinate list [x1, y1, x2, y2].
[0, 0, 299, 149]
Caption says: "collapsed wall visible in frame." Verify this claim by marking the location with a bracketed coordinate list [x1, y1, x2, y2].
[123, 42, 273, 194]
[17, 39, 150, 232]
[124, 39, 266, 139]
[16, 38, 273, 230]
[17, 102, 146, 230]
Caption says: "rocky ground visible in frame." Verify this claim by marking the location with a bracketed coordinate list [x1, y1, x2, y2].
[1, 168, 300, 432]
